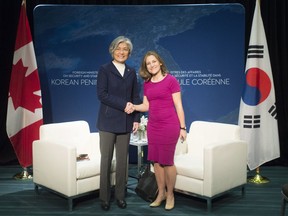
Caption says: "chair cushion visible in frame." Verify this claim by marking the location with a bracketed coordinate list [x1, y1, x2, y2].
[40, 121, 91, 155]
[174, 154, 203, 180]
[76, 158, 117, 180]
[174, 138, 188, 155]
[187, 121, 240, 162]
[77, 158, 100, 180]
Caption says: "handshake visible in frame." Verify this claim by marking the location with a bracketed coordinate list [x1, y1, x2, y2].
[125, 102, 135, 114]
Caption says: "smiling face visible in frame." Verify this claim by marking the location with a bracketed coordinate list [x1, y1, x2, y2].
[113, 42, 130, 64]
[145, 54, 162, 76]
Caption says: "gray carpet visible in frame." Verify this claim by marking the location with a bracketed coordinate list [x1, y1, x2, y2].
[0, 164, 287, 216]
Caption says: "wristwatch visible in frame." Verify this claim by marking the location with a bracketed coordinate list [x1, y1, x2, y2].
[180, 126, 186, 130]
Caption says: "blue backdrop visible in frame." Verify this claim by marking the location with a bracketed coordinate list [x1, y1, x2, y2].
[33, 4, 245, 161]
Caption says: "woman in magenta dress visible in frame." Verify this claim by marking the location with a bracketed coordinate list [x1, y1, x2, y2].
[127, 51, 186, 211]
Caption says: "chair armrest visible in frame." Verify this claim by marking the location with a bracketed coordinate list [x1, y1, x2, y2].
[203, 140, 247, 196]
[33, 140, 77, 196]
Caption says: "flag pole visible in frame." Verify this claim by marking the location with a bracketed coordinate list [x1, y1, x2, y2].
[11, 0, 33, 181]
[246, 0, 270, 185]
[238, 0, 279, 183]
[14, 0, 31, 181]
[14, 167, 32, 180]
[247, 166, 269, 184]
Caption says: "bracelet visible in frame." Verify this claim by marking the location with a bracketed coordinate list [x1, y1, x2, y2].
[180, 126, 186, 130]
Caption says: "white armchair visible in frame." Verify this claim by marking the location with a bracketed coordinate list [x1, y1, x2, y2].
[173, 121, 247, 211]
[32, 120, 116, 211]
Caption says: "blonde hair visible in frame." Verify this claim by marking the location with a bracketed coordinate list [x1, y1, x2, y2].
[139, 51, 169, 81]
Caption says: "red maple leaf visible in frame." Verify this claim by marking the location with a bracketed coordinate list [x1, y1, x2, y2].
[9, 59, 42, 112]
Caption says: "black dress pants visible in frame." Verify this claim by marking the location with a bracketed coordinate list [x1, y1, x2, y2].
[99, 131, 130, 202]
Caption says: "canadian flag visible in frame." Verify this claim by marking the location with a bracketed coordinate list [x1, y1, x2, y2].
[6, 0, 43, 168]
[238, 0, 280, 170]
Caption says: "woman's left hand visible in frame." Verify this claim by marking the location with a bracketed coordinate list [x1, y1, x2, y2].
[179, 129, 187, 142]
[132, 122, 139, 133]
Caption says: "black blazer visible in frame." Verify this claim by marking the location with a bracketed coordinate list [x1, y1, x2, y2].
[96, 61, 141, 133]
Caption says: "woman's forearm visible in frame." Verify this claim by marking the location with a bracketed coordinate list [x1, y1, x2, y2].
[134, 103, 149, 112]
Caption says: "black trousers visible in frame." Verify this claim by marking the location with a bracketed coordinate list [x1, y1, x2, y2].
[99, 131, 130, 202]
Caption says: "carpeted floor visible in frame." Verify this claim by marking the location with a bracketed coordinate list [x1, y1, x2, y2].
[0, 164, 287, 216]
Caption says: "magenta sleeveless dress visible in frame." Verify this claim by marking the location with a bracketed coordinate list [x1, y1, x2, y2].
[144, 74, 181, 166]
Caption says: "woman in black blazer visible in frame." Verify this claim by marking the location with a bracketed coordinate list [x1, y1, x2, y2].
[97, 36, 140, 211]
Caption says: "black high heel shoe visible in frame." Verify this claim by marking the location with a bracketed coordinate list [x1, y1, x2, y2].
[101, 201, 110, 211]
[117, 200, 127, 209]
